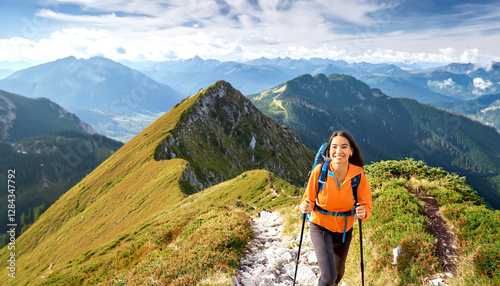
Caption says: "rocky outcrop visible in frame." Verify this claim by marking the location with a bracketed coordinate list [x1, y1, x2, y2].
[155, 81, 314, 193]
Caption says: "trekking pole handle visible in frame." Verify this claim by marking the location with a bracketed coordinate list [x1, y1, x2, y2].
[354, 203, 363, 220]
[354, 203, 361, 213]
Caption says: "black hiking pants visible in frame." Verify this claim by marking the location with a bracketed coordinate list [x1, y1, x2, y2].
[310, 222, 353, 286]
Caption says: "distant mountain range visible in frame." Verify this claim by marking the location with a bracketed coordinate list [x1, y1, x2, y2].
[1, 55, 499, 206]
[135, 56, 498, 101]
[0, 56, 184, 142]
[0, 90, 123, 248]
[138, 56, 293, 97]
[2, 56, 499, 141]
[135, 56, 500, 133]
[249, 74, 500, 209]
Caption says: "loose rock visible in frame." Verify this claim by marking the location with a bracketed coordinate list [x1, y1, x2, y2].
[234, 211, 320, 286]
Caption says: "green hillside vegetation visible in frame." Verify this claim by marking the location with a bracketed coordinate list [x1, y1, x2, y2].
[435, 93, 500, 133]
[0, 131, 122, 249]
[282, 159, 499, 286]
[362, 159, 499, 285]
[249, 73, 500, 209]
[0, 88, 196, 284]
[40, 170, 301, 285]
[0, 90, 123, 249]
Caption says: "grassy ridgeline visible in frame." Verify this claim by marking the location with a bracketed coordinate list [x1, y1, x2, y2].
[41, 170, 302, 285]
[360, 159, 500, 285]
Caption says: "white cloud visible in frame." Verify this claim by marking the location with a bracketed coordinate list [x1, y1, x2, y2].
[3, 26, 499, 65]
[473, 77, 496, 96]
[50, 0, 387, 27]
[0, 27, 252, 62]
[0, 37, 37, 62]
[2, 0, 500, 64]
[473, 78, 493, 90]
[31, 0, 394, 54]
[429, 78, 456, 89]
[461, 49, 495, 70]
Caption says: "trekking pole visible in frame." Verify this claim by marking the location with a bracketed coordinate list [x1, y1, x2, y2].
[355, 203, 365, 286]
[293, 213, 307, 285]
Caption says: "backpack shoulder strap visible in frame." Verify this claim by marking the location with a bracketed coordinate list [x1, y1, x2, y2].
[317, 161, 329, 194]
[351, 174, 361, 204]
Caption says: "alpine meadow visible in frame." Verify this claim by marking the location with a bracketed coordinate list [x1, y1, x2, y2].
[1, 77, 498, 285]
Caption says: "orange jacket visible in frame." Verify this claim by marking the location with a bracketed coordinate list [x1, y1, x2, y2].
[302, 163, 372, 233]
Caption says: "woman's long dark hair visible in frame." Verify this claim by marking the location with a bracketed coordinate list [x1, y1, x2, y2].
[326, 131, 364, 167]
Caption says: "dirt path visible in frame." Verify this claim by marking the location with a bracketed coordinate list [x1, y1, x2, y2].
[418, 195, 459, 273]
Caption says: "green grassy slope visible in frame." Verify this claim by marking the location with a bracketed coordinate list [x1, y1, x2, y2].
[41, 170, 301, 285]
[361, 159, 499, 285]
[0, 84, 197, 284]
[0, 131, 123, 247]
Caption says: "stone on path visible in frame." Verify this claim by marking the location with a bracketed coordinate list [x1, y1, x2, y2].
[233, 211, 320, 286]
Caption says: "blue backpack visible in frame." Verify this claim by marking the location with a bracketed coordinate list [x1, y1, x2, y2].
[305, 143, 361, 242]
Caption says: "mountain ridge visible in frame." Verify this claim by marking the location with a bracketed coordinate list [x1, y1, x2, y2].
[0, 89, 95, 142]
[154, 80, 313, 191]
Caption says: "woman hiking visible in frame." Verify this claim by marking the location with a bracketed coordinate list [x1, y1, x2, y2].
[299, 131, 372, 286]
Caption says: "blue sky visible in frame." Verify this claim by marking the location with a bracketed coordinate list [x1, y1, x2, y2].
[1, 0, 499, 66]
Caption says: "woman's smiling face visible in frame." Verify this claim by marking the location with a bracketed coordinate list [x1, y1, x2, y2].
[329, 136, 353, 164]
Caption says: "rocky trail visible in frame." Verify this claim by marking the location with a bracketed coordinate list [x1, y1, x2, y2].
[233, 209, 459, 286]
[233, 211, 321, 286]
